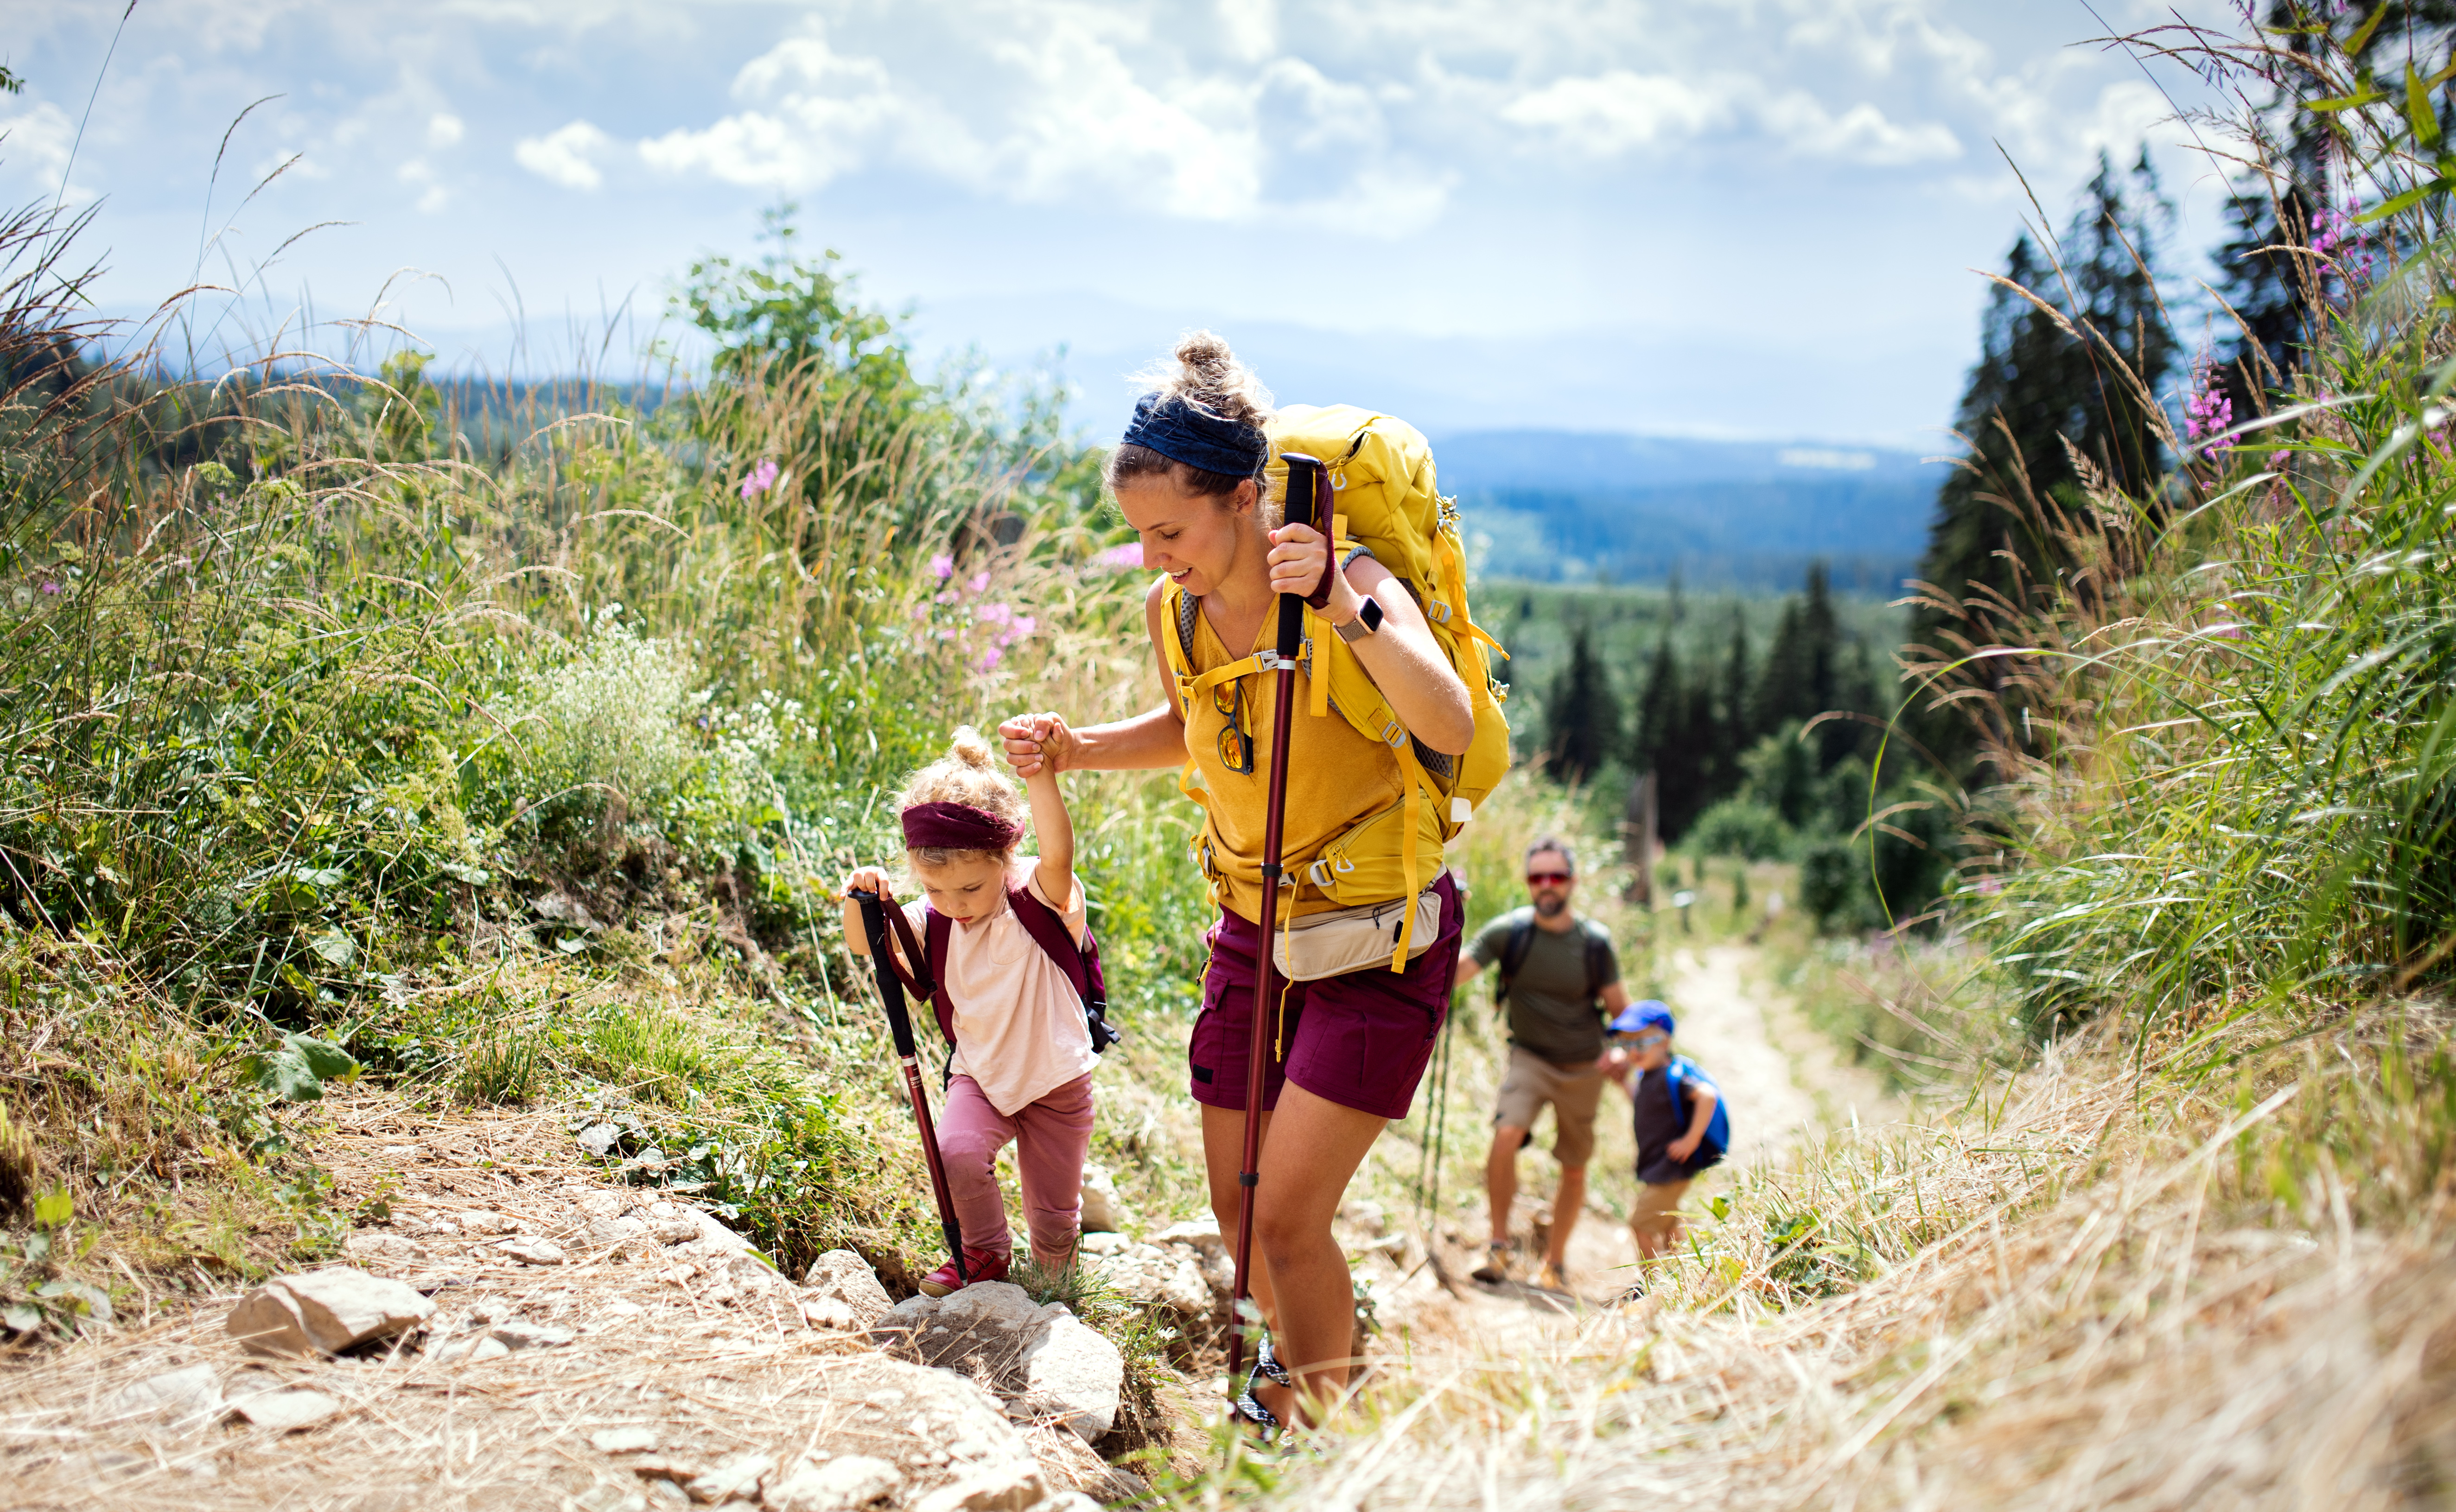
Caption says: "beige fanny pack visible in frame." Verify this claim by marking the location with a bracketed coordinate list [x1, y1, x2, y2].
[1272, 889, 1443, 982]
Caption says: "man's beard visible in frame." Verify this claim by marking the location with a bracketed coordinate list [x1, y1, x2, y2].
[1533, 893, 1568, 918]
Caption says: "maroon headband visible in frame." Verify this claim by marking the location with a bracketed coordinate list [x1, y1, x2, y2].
[901, 801, 1023, 852]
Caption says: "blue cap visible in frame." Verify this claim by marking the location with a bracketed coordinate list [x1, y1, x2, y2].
[1608, 1000, 1674, 1037]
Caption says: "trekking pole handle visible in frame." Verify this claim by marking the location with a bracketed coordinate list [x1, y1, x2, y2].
[1278, 451, 1325, 659]
[852, 889, 920, 1059]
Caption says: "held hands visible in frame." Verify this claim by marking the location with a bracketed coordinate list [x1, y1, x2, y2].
[1266, 522, 1361, 623]
[999, 712, 1078, 777]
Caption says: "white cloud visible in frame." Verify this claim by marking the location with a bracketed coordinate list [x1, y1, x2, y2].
[427, 113, 465, 149]
[1502, 69, 1957, 165]
[0, 101, 76, 193]
[515, 120, 615, 190]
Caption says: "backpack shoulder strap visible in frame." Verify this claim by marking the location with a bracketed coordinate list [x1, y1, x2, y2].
[1494, 911, 1539, 1007]
[1007, 883, 1088, 1003]
[1581, 920, 1612, 1008]
[1007, 883, 1120, 1053]
[921, 908, 958, 1049]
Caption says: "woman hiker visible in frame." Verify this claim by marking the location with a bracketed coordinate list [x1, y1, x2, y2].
[999, 332, 1475, 1435]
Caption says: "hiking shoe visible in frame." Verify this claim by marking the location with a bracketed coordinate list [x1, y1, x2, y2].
[1532, 1260, 1567, 1293]
[1469, 1242, 1510, 1285]
[917, 1247, 1010, 1297]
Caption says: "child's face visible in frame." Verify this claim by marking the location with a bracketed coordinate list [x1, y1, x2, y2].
[910, 852, 1010, 922]
[1615, 1030, 1673, 1071]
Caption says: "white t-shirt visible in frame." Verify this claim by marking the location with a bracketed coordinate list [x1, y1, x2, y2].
[902, 857, 1097, 1116]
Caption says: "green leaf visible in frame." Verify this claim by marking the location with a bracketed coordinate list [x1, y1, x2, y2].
[1, 1305, 42, 1334]
[2305, 89, 2388, 113]
[293, 866, 346, 889]
[31, 1188, 71, 1230]
[439, 861, 491, 885]
[307, 929, 355, 966]
[2358, 182, 2438, 223]
[2410, 63, 2443, 147]
[283, 1033, 361, 1086]
[556, 934, 590, 954]
[2348, 4, 2392, 57]
[242, 1046, 324, 1102]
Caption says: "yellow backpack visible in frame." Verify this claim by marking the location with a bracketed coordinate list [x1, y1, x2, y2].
[1159, 404, 1513, 968]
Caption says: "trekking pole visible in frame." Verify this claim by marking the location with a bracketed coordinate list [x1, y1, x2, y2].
[853, 887, 965, 1287]
[1226, 450, 1326, 1409]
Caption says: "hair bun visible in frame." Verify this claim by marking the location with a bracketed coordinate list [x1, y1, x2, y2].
[1156, 329, 1272, 431]
[947, 726, 996, 770]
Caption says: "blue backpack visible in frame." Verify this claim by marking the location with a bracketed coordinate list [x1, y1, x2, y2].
[1666, 1055, 1731, 1161]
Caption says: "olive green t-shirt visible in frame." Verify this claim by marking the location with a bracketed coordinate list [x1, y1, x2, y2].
[1467, 906, 1620, 1064]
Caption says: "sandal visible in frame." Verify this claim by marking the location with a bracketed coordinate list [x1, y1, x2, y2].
[1233, 1388, 1282, 1442]
[1251, 1334, 1294, 1391]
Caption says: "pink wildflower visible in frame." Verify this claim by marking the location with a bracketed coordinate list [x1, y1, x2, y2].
[1092, 543, 1144, 570]
[739, 458, 779, 500]
[2182, 358, 2232, 461]
[967, 570, 991, 595]
[38, 581, 59, 595]
[929, 553, 954, 582]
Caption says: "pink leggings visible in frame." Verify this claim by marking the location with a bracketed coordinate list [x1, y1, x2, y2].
[936, 1073, 1094, 1268]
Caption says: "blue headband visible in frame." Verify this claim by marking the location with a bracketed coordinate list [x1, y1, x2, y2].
[1120, 392, 1266, 479]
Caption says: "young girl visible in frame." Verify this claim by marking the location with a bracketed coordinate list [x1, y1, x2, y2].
[841, 724, 1095, 1295]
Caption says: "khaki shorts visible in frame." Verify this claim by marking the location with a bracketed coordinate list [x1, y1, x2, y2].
[1629, 1177, 1692, 1245]
[1492, 1046, 1605, 1168]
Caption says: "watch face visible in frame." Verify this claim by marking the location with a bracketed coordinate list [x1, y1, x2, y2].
[1361, 596, 1384, 631]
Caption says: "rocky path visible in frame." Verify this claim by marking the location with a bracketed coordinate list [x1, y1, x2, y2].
[1368, 942, 1902, 1354]
[0, 1092, 1178, 1512]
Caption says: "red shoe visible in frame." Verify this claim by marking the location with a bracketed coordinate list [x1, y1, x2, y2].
[917, 1247, 1009, 1297]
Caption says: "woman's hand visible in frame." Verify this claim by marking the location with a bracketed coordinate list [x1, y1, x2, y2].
[842, 865, 891, 899]
[1000, 711, 1079, 777]
[1266, 522, 1358, 620]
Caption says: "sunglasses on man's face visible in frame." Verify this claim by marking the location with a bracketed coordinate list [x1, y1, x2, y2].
[1526, 871, 1572, 887]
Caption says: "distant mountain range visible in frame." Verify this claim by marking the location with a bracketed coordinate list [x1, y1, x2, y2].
[1430, 430, 1945, 593]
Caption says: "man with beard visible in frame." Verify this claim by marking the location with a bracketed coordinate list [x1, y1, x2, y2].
[1453, 838, 1630, 1290]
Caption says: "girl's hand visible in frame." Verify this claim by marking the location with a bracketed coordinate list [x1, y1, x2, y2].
[1266, 522, 1359, 621]
[1000, 712, 1078, 777]
[842, 865, 891, 899]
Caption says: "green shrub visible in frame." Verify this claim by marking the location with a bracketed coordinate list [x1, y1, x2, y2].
[1689, 798, 1794, 861]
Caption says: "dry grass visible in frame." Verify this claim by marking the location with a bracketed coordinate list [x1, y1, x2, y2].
[1206, 1017, 2456, 1511]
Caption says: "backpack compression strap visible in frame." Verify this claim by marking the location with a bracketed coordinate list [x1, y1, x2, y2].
[1494, 915, 1538, 1009]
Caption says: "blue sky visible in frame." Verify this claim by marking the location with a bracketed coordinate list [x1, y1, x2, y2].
[4, 0, 2237, 448]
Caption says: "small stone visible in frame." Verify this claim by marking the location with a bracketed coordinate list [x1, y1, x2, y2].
[645, 1484, 692, 1511]
[762, 1454, 900, 1512]
[226, 1267, 435, 1357]
[630, 1456, 703, 1485]
[800, 1250, 893, 1329]
[1077, 1163, 1123, 1233]
[800, 1296, 858, 1332]
[578, 1122, 624, 1157]
[101, 1363, 223, 1429]
[230, 1387, 342, 1431]
[435, 1334, 512, 1363]
[592, 1426, 662, 1454]
[457, 1209, 517, 1235]
[1076, 1231, 1129, 1257]
[342, 1232, 428, 1267]
[588, 1215, 649, 1249]
[496, 1236, 567, 1266]
[906, 1461, 1045, 1512]
[684, 1452, 774, 1504]
[1150, 1217, 1223, 1255]
[604, 1299, 647, 1319]
[1341, 1199, 1387, 1236]
[492, 1320, 577, 1350]
[650, 1214, 703, 1245]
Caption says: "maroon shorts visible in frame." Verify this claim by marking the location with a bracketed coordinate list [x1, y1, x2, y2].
[1189, 872, 1463, 1121]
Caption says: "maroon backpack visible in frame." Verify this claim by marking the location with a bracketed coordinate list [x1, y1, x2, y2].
[877, 883, 1118, 1073]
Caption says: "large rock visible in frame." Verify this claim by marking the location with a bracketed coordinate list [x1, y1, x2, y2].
[763, 1454, 900, 1512]
[226, 1267, 434, 1357]
[686, 1451, 775, 1504]
[1095, 1242, 1211, 1317]
[906, 1461, 1045, 1512]
[1152, 1217, 1235, 1301]
[1013, 1310, 1122, 1442]
[802, 1251, 893, 1331]
[930, 1281, 1043, 1333]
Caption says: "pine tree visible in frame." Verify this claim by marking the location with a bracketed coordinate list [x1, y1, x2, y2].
[1909, 152, 2177, 771]
[1631, 635, 1682, 784]
[1543, 623, 1619, 786]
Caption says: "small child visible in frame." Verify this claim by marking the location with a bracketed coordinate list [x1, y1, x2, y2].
[1602, 1001, 1728, 1258]
[841, 724, 1095, 1295]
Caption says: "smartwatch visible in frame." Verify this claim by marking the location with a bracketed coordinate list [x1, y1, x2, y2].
[1334, 592, 1384, 643]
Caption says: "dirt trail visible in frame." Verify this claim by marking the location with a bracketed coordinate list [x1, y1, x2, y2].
[1374, 941, 1902, 1351]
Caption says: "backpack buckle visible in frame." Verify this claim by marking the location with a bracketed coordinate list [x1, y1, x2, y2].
[1380, 719, 1406, 747]
[1426, 598, 1452, 624]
